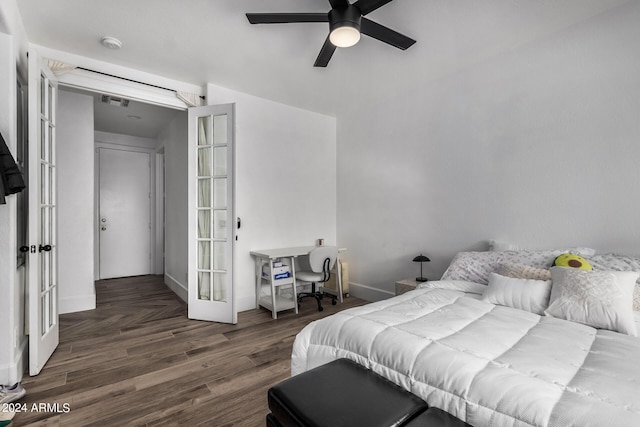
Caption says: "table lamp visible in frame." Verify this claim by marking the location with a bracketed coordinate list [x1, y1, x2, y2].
[412, 254, 430, 282]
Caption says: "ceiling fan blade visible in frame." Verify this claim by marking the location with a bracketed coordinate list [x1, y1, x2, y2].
[360, 18, 416, 50]
[353, 0, 394, 15]
[246, 13, 328, 24]
[329, 0, 350, 9]
[314, 36, 337, 67]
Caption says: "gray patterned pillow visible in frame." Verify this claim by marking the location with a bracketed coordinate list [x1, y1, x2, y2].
[441, 250, 563, 285]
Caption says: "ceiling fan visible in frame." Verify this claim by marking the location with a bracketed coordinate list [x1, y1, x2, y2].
[246, 0, 416, 67]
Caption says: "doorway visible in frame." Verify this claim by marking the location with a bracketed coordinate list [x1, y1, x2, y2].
[88, 92, 181, 282]
[57, 86, 183, 293]
[55, 77, 236, 324]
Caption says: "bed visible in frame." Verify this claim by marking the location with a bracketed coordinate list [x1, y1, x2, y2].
[291, 249, 640, 427]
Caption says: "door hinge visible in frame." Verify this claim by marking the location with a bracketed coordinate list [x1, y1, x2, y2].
[30, 245, 36, 253]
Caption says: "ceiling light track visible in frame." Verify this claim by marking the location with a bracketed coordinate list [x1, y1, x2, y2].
[76, 67, 205, 101]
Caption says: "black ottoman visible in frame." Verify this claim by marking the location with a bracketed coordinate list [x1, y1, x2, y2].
[267, 358, 428, 427]
[403, 407, 471, 427]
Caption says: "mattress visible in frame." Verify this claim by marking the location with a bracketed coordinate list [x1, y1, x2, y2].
[291, 281, 640, 427]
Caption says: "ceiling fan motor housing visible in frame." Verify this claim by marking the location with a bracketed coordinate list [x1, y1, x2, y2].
[329, 5, 362, 34]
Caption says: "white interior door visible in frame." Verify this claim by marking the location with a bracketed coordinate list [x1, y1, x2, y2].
[27, 52, 58, 376]
[98, 147, 152, 279]
[188, 104, 236, 323]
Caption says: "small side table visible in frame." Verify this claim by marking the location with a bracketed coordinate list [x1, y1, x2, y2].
[395, 279, 422, 296]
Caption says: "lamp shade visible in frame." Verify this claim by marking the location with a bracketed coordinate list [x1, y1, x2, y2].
[412, 254, 430, 263]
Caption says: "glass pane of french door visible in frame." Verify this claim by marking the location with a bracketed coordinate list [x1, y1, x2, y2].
[39, 74, 57, 335]
[196, 113, 229, 302]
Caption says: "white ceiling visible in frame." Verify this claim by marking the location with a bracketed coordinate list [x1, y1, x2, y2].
[61, 87, 183, 139]
[17, 0, 630, 120]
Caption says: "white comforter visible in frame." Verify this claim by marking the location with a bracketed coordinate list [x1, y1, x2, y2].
[291, 281, 640, 427]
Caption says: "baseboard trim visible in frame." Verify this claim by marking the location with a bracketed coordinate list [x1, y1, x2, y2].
[348, 282, 394, 302]
[164, 275, 255, 312]
[59, 294, 96, 314]
[0, 337, 27, 385]
[165, 273, 187, 303]
[237, 294, 257, 313]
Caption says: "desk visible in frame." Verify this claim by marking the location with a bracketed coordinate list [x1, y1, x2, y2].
[250, 246, 346, 319]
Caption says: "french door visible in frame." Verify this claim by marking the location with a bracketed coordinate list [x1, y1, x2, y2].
[187, 104, 236, 323]
[27, 52, 59, 375]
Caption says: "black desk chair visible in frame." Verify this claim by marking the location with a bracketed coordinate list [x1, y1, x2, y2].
[296, 246, 337, 312]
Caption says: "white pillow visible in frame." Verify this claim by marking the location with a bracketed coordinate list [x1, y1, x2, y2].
[545, 267, 638, 336]
[481, 272, 552, 315]
[588, 253, 640, 311]
[498, 262, 551, 281]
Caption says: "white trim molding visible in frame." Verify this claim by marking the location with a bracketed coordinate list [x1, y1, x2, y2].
[32, 44, 204, 110]
[59, 295, 96, 315]
[165, 273, 187, 303]
[1, 337, 28, 385]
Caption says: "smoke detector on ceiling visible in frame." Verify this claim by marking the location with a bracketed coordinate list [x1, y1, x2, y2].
[101, 95, 129, 107]
[100, 36, 122, 49]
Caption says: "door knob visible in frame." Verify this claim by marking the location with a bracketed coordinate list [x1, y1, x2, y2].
[39, 244, 52, 252]
[19, 246, 30, 253]
[101, 226, 107, 231]
[101, 218, 107, 223]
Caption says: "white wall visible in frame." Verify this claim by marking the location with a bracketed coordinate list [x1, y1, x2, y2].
[337, 2, 640, 298]
[0, 0, 30, 386]
[0, 31, 23, 385]
[157, 113, 188, 301]
[206, 84, 337, 311]
[57, 90, 96, 313]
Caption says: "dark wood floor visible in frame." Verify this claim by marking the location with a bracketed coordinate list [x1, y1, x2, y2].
[15, 276, 366, 426]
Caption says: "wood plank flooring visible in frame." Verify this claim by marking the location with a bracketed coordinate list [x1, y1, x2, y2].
[14, 275, 366, 426]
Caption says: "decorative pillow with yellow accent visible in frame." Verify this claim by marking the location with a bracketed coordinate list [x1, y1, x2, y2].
[553, 253, 592, 270]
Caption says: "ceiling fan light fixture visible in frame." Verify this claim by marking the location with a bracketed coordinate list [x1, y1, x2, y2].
[329, 5, 362, 48]
[330, 25, 361, 48]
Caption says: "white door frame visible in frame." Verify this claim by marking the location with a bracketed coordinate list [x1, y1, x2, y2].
[155, 149, 165, 275]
